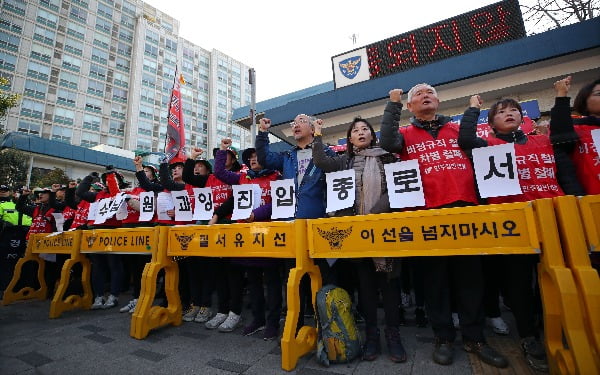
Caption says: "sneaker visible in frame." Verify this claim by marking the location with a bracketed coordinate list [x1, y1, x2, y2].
[182, 305, 200, 322]
[263, 324, 279, 341]
[218, 311, 242, 332]
[205, 312, 228, 330]
[119, 299, 137, 313]
[242, 320, 266, 336]
[102, 294, 118, 309]
[91, 296, 104, 310]
[433, 339, 454, 365]
[486, 316, 509, 335]
[362, 327, 381, 361]
[452, 313, 460, 329]
[194, 306, 213, 323]
[521, 337, 549, 372]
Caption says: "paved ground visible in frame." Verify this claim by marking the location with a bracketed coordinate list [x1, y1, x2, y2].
[0, 293, 543, 375]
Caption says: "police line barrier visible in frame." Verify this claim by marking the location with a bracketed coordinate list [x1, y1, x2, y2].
[2, 198, 599, 373]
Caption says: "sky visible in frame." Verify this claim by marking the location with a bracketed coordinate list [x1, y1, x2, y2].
[143, 0, 500, 102]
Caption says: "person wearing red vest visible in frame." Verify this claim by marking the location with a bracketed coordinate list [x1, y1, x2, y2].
[380, 84, 507, 368]
[550, 76, 600, 276]
[76, 169, 125, 310]
[458, 95, 564, 372]
[211, 139, 282, 339]
[116, 157, 161, 314]
[16, 185, 61, 297]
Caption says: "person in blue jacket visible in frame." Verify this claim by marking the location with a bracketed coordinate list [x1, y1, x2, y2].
[255, 115, 337, 331]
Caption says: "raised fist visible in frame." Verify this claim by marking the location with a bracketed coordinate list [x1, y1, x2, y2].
[389, 89, 403, 103]
[259, 118, 272, 132]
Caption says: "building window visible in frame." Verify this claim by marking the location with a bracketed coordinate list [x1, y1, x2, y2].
[97, 2, 113, 19]
[93, 32, 110, 49]
[66, 21, 86, 39]
[95, 16, 112, 34]
[140, 89, 154, 104]
[144, 43, 157, 58]
[0, 31, 19, 53]
[17, 120, 41, 135]
[29, 43, 52, 63]
[57, 89, 77, 107]
[145, 29, 158, 44]
[89, 63, 107, 80]
[69, 6, 87, 23]
[83, 114, 101, 131]
[36, 9, 58, 28]
[40, 0, 61, 12]
[33, 26, 55, 46]
[117, 42, 131, 56]
[91, 48, 108, 64]
[3, 0, 26, 16]
[113, 72, 128, 88]
[71, 0, 89, 8]
[84, 96, 102, 112]
[138, 120, 152, 136]
[80, 131, 100, 148]
[111, 103, 126, 119]
[51, 125, 73, 143]
[59, 71, 78, 89]
[116, 56, 129, 72]
[141, 73, 156, 88]
[119, 29, 133, 43]
[87, 80, 105, 97]
[0, 13, 24, 34]
[27, 61, 50, 81]
[24, 80, 47, 99]
[62, 54, 82, 72]
[53, 107, 75, 125]
[121, 14, 134, 29]
[64, 37, 83, 56]
[122, 0, 135, 15]
[109, 119, 124, 136]
[165, 38, 177, 52]
[20, 99, 45, 119]
[112, 87, 127, 102]
[143, 59, 157, 73]
[107, 136, 123, 148]
[136, 137, 152, 152]
[139, 104, 154, 119]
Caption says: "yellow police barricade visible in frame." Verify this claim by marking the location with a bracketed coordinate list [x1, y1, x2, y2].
[306, 199, 598, 375]
[551, 195, 600, 371]
[2, 231, 83, 312]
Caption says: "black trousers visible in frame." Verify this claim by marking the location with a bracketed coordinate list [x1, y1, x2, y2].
[215, 260, 244, 315]
[355, 258, 401, 328]
[483, 254, 539, 338]
[423, 255, 485, 343]
[0, 227, 27, 291]
[247, 263, 283, 328]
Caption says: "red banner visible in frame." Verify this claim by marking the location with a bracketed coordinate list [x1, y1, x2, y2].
[165, 73, 186, 160]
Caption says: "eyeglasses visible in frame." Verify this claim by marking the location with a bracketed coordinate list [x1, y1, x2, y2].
[290, 118, 310, 128]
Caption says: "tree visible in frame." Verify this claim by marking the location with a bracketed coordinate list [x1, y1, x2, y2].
[31, 167, 71, 188]
[0, 148, 29, 188]
[0, 77, 20, 120]
[520, 0, 599, 34]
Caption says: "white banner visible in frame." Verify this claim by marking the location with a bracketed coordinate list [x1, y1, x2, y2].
[171, 190, 193, 222]
[87, 201, 98, 221]
[472, 143, 522, 198]
[138, 192, 155, 222]
[192, 187, 214, 221]
[231, 184, 261, 221]
[591, 128, 600, 159]
[270, 179, 295, 220]
[326, 169, 356, 213]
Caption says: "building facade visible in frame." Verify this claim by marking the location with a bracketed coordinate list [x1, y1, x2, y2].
[0, 0, 252, 156]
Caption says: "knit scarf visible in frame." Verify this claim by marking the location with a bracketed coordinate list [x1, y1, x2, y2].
[352, 147, 388, 215]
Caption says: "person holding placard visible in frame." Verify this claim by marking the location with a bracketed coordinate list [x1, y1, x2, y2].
[256, 115, 338, 333]
[458, 95, 564, 372]
[380, 84, 507, 368]
[76, 168, 125, 310]
[212, 139, 282, 339]
[312, 117, 407, 363]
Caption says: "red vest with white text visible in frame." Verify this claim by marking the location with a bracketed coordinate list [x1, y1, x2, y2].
[571, 124, 600, 194]
[486, 135, 564, 204]
[26, 205, 55, 240]
[400, 123, 478, 208]
[70, 199, 90, 229]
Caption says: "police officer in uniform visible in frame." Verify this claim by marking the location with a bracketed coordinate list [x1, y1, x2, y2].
[0, 185, 32, 299]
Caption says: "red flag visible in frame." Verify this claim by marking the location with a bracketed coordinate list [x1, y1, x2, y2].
[165, 71, 186, 160]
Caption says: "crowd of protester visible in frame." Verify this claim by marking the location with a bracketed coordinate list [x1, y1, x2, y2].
[1, 75, 599, 372]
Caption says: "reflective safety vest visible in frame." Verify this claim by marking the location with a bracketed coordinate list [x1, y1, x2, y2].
[0, 199, 32, 227]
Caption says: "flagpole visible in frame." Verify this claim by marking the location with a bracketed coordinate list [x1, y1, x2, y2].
[164, 66, 179, 154]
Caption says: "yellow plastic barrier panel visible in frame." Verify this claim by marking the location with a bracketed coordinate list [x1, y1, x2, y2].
[578, 194, 600, 253]
[552, 196, 600, 371]
[535, 198, 598, 375]
[307, 201, 540, 258]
